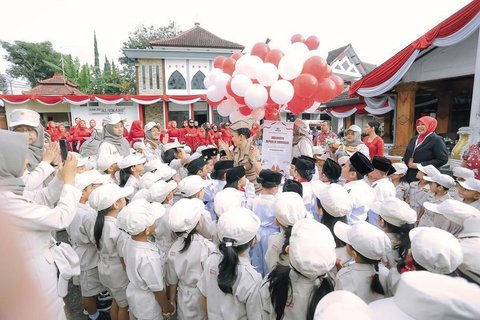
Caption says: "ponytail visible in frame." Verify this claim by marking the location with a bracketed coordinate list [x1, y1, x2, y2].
[218, 237, 252, 294]
[384, 220, 414, 261]
[279, 226, 293, 261]
[371, 261, 385, 295]
[175, 229, 197, 253]
[266, 265, 292, 320]
[94, 208, 107, 249]
[306, 274, 335, 320]
[119, 167, 132, 187]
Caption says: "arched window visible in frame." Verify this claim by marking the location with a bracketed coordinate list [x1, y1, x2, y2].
[191, 71, 206, 90]
[168, 70, 186, 89]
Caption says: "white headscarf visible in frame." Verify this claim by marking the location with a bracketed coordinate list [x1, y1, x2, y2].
[101, 124, 131, 157]
[0, 130, 28, 195]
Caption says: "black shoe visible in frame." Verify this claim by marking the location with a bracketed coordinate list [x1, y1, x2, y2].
[97, 311, 110, 320]
[97, 291, 112, 311]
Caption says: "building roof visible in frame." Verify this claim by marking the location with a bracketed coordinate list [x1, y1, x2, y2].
[23, 73, 85, 95]
[350, 0, 480, 97]
[150, 23, 244, 50]
[327, 44, 377, 77]
[327, 44, 350, 64]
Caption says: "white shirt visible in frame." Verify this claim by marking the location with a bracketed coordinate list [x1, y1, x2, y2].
[98, 142, 123, 160]
[22, 161, 56, 191]
[344, 179, 375, 224]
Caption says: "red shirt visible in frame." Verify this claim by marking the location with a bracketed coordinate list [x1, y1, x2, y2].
[363, 136, 385, 160]
[463, 144, 480, 179]
[314, 131, 337, 146]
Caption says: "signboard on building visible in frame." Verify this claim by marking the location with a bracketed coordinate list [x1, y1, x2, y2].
[70, 103, 140, 130]
[261, 120, 294, 176]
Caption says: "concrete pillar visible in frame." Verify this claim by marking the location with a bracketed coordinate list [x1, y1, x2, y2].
[389, 82, 418, 156]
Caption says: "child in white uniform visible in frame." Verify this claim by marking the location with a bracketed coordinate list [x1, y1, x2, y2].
[260, 218, 336, 320]
[167, 198, 216, 319]
[116, 199, 174, 320]
[89, 184, 133, 320]
[264, 192, 309, 273]
[198, 207, 262, 320]
[68, 170, 111, 320]
[334, 221, 391, 303]
[458, 178, 480, 210]
[418, 173, 454, 227]
[390, 162, 410, 201]
[367, 156, 396, 227]
[98, 114, 131, 159]
[118, 153, 146, 200]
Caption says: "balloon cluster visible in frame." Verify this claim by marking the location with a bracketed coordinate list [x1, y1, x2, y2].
[205, 34, 344, 123]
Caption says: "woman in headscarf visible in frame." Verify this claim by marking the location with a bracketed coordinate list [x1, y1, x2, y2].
[79, 128, 103, 158]
[335, 125, 369, 160]
[73, 120, 92, 151]
[127, 120, 145, 147]
[0, 129, 80, 320]
[57, 124, 73, 151]
[46, 121, 60, 142]
[292, 118, 314, 158]
[87, 119, 96, 134]
[402, 116, 449, 183]
[98, 114, 131, 159]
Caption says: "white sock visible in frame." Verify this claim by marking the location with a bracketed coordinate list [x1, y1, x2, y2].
[89, 310, 100, 320]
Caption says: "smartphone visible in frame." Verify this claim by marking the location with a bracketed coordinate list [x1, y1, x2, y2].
[59, 139, 69, 161]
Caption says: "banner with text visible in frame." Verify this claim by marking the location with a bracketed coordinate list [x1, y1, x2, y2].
[70, 103, 140, 130]
[261, 120, 294, 176]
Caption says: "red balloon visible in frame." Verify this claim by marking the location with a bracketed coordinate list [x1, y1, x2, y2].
[226, 78, 237, 98]
[251, 42, 270, 61]
[287, 95, 311, 114]
[294, 73, 318, 98]
[265, 105, 279, 120]
[304, 36, 320, 50]
[264, 49, 284, 67]
[207, 97, 224, 107]
[302, 56, 328, 81]
[329, 74, 344, 96]
[239, 105, 253, 116]
[291, 34, 305, 44]
[314, 78, 337, 103]
[234, 95, 245, 105]
[213, 56, 226, 69]
[222, 58, 236, 75]
[231, 52, 243, 61]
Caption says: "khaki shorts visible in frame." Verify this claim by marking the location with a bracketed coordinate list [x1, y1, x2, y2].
[107, 286, 128, 308]
[80, 268, 104, 297]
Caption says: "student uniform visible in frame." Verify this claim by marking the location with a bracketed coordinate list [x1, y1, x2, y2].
[154, 205, 175, 273]
[98, 216, 130, 307]
[260, 269, 319, 320]
[334, 263, 389, 304]
[394, 181, 410, 201]
[169, 159, 188, 181]
[300, 181, 316, 219]
[384, 233, 401, 270]
[369, 178, 396, 227]
[66, 203, 103, 297]
[22, 160, 56, 191]
[0, 184, 81, 320]
[124, 175, 140, 201]
[264, 231, 290, 272]
[98, 142, 125, 160]
[124, 238, 165, 320]
[344, 179, 375, 224]
[407, 181, 431, 215]
[198, 253, 263, 320]
[166, 234, 216, 319]
[418, 193, 451, 227]
[468, 199, 480, 210]
[204, 179, 226, 221]
[250, 194, 280, 277]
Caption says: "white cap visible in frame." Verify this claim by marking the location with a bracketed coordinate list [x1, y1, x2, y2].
[459, 237, 480, 284]
[96, 155, 122, 172]
[139, 171, 163, 189]
[319, 153, 329, 161]
[150, 180, 177, 203]
[409, 227, 463, 274]
[71, 152, 88, 168]
[315, 291, 374, 320]
[423, 199, 480, 226]
[459, 216, 480, 238]
[178, 175, 211, 197]
[334, 221, 391, 260]
[347, 124, 362, 133]
[75, 170, 110, 191]
[188, 152, 202, 163]
[314, 183, 353, 218]
[452, 167, 475, 180]
[116, 199, 164, 235]
[163, 141, 184, 152]
[50, 243, 80, 298]
[131, 189, 152, 202]
[423, 173, 455, 189]
[338, 156, 350, 167]
[168, 198, 203, 233]
[217, 207, 260, 246]
[118, 154, 146, 169]
[8, 109, 40, 128]
[144, 159, 163, 172]
[416, 164, 440, 177]
[274, 192, 309, 227]
[214, 187, 244, 217]
[369, 271, 480, 320]
[88, 184, 133, 211]
[133, 141, 146, 150]
[373, 197, 416, 227]
[289, 219, 336, 279]
[183, 145, 192, 154]
[312, 146, 325, 156]
[392, 162, 408, 175]
[144, 121, 158, 131]
[458, 178, 480, 192]
[103, 113, 126, 125]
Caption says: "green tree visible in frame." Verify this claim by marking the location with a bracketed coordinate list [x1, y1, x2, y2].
[1, 40, 61, 87]
[77, 64, 91, 93]
[0, 73, 8, 93]
[94, 32, 100, 73]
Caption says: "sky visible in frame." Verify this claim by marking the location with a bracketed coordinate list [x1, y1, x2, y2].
[0, 0, 472, 88]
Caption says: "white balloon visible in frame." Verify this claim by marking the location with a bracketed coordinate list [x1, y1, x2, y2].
[305, 101, 321, 113]
[206, 85, 224, 102]
[231, 74, 253, 97]
[204, 77, 212, 88]
[270, 80, 294, 105]
[217, 99, 236, 117]
[286, 42, 309, 60]
[278, 55, 303, 80]
[214, 73, 231, 96]
[251, 107, 265, 121]
[257, 63, 279, 87]
[208, 68, 223, 82]
[229, 110, 245, 123]
[244, 84, 268, 109]
[235, 55, 251, 76]
[245, 56, 263, 79]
